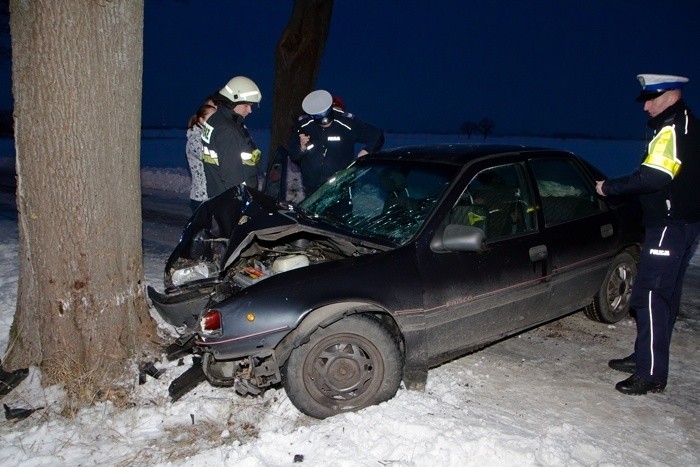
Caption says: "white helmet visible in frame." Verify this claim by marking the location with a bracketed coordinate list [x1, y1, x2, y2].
[302, 90, 333, 124]
[219, 76, 261, 104]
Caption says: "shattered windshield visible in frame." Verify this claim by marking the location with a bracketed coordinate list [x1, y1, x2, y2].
[299, 159, 457, 244]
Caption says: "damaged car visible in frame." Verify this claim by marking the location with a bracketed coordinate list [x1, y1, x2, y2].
[147, 144, 642, 419]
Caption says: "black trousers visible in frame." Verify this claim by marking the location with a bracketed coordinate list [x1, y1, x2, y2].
[631, 220, 700, 384]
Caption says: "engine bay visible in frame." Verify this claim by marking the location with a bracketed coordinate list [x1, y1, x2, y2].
[225, 233, 379, 291]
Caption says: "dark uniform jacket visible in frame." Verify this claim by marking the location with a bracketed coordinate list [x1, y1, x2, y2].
[201, 105, 259, 198]
[288, 109, 384, 194]
[604, 100, 700, 226]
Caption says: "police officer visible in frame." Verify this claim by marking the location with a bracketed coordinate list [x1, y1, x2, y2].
[596, 74, 700, 395]
[201, 76, 262, 199]
[288, 90, 384, 196]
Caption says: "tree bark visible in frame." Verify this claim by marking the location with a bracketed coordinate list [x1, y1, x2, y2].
[5, 0, 156, 397]
[268, 0, 333, 168]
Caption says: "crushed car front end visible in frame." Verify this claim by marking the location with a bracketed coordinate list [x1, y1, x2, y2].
[148, 155, 458, 404]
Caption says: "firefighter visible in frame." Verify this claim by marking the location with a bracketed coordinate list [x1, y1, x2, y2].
[596, 74, 700, 395]
[201, 76, 262, 198]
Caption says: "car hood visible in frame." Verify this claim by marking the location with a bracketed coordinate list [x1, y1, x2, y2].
[163, 186, 388, 288]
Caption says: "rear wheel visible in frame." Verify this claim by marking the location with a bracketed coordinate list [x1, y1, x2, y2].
[282, 314, 403, 419]
[584, 251, 637, 323]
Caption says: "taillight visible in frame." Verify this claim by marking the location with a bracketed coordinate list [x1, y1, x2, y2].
[200, 309, 222, 333]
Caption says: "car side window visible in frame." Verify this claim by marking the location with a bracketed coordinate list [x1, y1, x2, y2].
[450, 163, 536, 240]
[529, 158, 601, 226]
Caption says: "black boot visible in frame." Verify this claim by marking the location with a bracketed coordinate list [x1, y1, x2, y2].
[608, 354, 635, 374]
[615, 374, 665, 395]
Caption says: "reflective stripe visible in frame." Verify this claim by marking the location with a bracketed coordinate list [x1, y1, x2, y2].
[648, 290, 655, 375]
[202, 148, 219, 166]
[335, 120, 352, 131]
[642, 126, 681, 177]
[658, 226, 667, 247]
[241, 149, 261, 166]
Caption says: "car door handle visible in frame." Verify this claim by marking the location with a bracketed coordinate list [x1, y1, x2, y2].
[600, 223, 614, 238]
[529, 245, 548, 262]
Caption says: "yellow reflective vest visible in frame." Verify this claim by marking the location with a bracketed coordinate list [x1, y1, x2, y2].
[643, 126, 682, 178]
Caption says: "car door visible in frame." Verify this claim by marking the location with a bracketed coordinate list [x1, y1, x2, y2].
[527, 155, 620, 320]
[418, 160, 551, 363]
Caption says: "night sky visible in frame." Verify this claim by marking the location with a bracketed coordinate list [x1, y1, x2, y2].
[2, 1, 700, 138]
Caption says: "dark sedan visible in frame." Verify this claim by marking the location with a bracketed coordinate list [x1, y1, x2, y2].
[148, 144, 642, 418]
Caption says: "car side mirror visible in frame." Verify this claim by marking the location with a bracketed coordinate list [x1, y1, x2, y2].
[431, 224, 486, 252]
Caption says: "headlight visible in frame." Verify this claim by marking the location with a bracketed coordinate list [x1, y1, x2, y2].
[171, 262, 218, 286]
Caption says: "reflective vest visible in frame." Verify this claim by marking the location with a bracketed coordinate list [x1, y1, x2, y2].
[643, 125, 682, 178]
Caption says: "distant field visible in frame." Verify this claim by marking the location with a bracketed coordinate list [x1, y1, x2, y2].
[1, 132, 645, 178]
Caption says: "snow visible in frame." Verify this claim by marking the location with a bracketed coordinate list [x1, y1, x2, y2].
[0, 133, 698, 466]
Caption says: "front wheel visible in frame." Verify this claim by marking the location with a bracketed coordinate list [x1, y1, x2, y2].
[282, 314, 403, 419]
[584, 251, 637, 323]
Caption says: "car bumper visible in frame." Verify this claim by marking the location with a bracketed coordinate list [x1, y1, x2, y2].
[147, 285, 211, 328]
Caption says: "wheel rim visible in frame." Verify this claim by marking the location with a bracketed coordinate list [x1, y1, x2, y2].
[303, 333, 384, 405]
[606, 262, 634, 314]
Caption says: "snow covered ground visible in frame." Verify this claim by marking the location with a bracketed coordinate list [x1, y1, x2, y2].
[0, 134, 698, 466]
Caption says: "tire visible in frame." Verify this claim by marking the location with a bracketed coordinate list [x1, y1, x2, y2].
[584, 251, 637, 324]
[282, 314, 403, 419]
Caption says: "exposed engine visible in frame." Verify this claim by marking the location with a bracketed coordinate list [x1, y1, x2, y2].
[167, 230, 381, 299]
[222, 234, 377, 292]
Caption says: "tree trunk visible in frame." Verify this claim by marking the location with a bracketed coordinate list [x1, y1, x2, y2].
[5, 0, 156, 400]
[268, 0, 333, 167]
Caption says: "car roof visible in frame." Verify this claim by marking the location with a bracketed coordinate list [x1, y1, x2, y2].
[366, 144, 572, 165]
